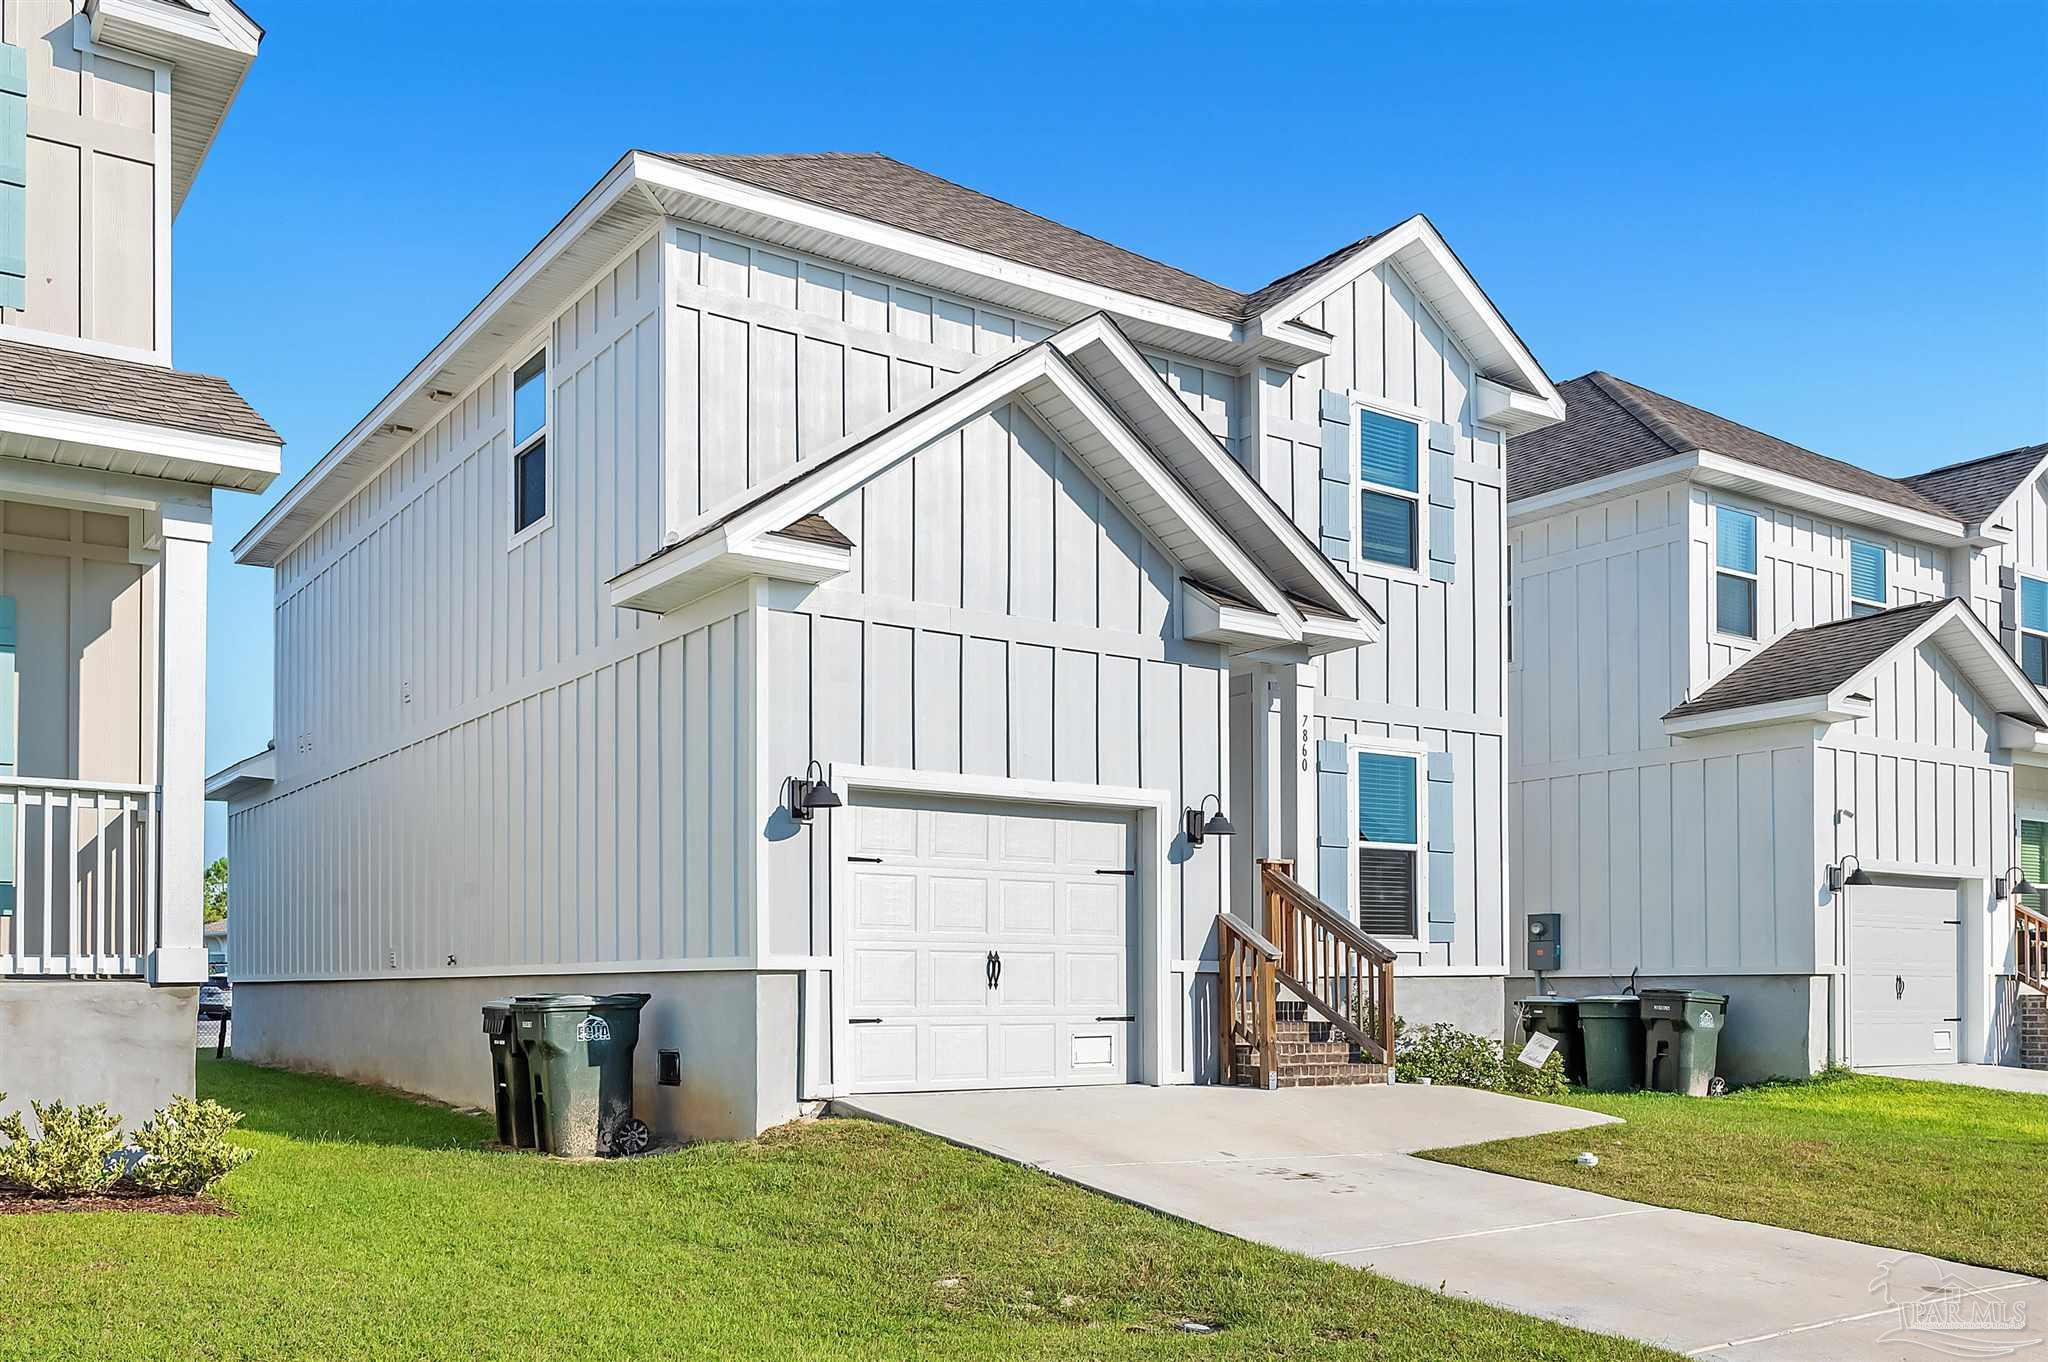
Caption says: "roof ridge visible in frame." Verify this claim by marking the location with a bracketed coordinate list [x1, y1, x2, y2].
[1580, 371, 1691, 457]
[1905, 439, 2048, 482]
[1789, 597, 1946, 634]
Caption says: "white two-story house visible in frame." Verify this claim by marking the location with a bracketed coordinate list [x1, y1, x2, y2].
[1509, 371, 2046, 1082]
[0, 0, 277, 1122]
[212, 151, 1559, 1141]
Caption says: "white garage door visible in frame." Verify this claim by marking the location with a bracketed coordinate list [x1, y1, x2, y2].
[840, 796, 1139, 1093]
[1850, 878, 1961, 1066]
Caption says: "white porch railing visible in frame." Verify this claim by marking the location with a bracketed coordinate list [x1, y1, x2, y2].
[0, 778, 158, 978]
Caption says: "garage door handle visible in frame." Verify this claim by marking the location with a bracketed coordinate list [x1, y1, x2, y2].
[1095, 868, 1135, 876]
[1096, 1015, 1135, 1022]
[848, 1018, 882, 1025]
[1896, 976, 1905, 999]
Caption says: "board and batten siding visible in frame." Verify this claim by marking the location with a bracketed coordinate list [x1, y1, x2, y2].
[1255, 260, 1508, 969]
[1958, 464, 2048, 643]
[0, 0, 167, 353]
[235, 236, 707, 982]
[755, 396, 1231, 1079]
[661, 219, 1238, 536]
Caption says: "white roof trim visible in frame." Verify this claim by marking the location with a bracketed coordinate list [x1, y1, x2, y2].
[1244, 215, 1562, 427]
[610, 526, 851, 616]
[1694, 452, 1967, 545]
[205, 746, 275, 803]
[0, 396, 279, 490]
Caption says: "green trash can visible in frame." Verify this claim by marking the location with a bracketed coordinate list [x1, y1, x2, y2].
[513, 993, 654, 1157]
[481, 998, 536, 1149]
[1576, 995, 1644, 1093]
[1641, 989, 1728, 1096]
[1515, 995, 1584, 1085]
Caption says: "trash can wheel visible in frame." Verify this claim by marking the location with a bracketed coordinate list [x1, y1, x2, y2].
[609, 1118, 652, 1157]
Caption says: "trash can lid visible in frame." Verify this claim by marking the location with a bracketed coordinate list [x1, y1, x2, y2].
[1639, 988, 1728, 1007]
[1516, 995, 1579, 1007]
[592, 991, 652, 1010]
[1575, 994, 1641, 1015]
[510, 993, 604, 1011]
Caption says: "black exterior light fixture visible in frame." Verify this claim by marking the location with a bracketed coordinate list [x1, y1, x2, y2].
[1826, 854, 1873, 895]
[1996, 864, 2040, 900]
[785, 760, 842, 824]
[1184, 794, 1235, 848]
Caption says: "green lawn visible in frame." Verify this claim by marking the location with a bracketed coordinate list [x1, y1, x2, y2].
[1423, 1071, 2048, 1278]
[0, 1059, 1676, 1362]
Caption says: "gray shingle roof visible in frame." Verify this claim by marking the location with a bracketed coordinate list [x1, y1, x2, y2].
[1663, 600, 1947, 721]
[1902, 442, 2048, 526]
[0, 336, 278, 445]
[774, 513, 854, 549]
[1507, 372, 1956, 521]
[653, 152, 1402, 327]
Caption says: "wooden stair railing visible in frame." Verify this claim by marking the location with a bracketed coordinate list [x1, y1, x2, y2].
[1260, 858, 1397, 1065]
[2020, 901, 2048, 995]
[1217, 911, 1280, 1088]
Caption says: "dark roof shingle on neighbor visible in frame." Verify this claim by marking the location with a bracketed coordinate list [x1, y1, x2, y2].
[1902, 441, 2048, 526]
[1663, 600, 1947, 721]
[1506, 372, 1957, 521]
[0, 336, 279, 445]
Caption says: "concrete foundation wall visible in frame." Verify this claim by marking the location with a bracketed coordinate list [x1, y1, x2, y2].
[1504, 972, 1827, 1086]
[0, 982, 195, 1124]
[235, 972, 802, 1143]
[1398, 975, 1507, 1041]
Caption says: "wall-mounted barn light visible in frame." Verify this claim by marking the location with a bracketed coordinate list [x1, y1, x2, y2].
[1825, 854, 1873, 894]
[1184, 794, 1235, 848]
[1996, 864, 2040, 901]
[784, 760, 841, 824]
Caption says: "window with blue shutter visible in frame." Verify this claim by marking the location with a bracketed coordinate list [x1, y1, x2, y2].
[0, 44, 26, 312]
[1715, 505, 1758, 638]
[1358, 409, 1421, 569]
[1848, 540, 1886, 616]
[2021, 576, 2048, 684]
[2022, 819, 2048, 913]
[1356, 751, 1418, 938]
[0, 597, 17, 918]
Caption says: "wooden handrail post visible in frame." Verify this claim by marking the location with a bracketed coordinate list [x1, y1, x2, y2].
[1258, 952, 1278, 1087]
[1217, 932, 1236, 1085]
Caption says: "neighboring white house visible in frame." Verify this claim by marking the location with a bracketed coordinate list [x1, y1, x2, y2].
[1508, 372, 2047, 1081]
[0, 0, 278, 1121]
[213, 151, 1559, 1140]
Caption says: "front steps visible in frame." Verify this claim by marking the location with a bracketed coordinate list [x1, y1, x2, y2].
[1230, 1001, 1391, 1088]
[2022, 993, 2047, 1070]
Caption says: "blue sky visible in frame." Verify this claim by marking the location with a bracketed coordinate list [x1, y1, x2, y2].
[192, 0, 2047, 856]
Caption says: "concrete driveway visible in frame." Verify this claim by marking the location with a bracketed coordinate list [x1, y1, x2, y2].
[837, 1085, 2048, 1360]
[1859, 1062, 2048, 1095]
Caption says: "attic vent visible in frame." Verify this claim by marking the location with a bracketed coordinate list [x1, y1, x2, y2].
[1847, 692, 1873, 704]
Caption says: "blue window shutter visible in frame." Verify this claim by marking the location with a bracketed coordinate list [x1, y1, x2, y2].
[1716, 506, 1757, 573]
[1849, 541, 1885, 605]
[0, 44, 25, 311]
[1357, 752, 1417, 844]
[1316, 739, 1348, 904]
[2024, 578, 2048, 633]
[1428, 451, 1456, 509]
[0, 597, 17, 917]
[1425, 750, 1455, 938]
[1428, 422, 1457, 455]
[1358, 410, 1419, 492]
[1318, 391, 1351, 562]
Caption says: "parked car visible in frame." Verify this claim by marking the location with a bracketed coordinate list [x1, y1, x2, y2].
[199, 978, 232, 1019]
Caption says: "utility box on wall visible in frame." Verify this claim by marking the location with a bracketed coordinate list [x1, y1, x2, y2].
[1527, 913, 1562, 972]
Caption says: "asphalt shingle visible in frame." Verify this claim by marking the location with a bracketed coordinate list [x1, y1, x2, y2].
[1663, 600, 1947, 720]
[0, 336, 278, 445]
[1902, 442, 2048, 526]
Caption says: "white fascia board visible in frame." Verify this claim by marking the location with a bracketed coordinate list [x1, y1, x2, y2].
[91, 0, 259, 55]
[1474, 376, 1565, 435]
[1051, 313, 1379, 634]
[1243, 215, 1560, 410]
[1692, 452, 1968, 545]
[1182, 584, 1298, 650]
[1917, 602, 2048, 726]
[0, 398, 280, 488]
[1999, 715, 2048, 763]
[608, 527, 850, 616]
[1665, 695, 1870, 738]
[236, 153, 651, 566]
[634, 155, 1321, 368]
[204, 747, 275, 802]
[1507, 453, 1698, 526]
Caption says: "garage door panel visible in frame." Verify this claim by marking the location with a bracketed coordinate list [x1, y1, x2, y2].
[929, 876, 989, 932]
[842, 798, 1138, 1093]
[1850, 878, 1961, 1067]
[999, 880, 1056, 934]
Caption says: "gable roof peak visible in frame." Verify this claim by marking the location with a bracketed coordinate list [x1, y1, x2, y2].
[1900, 439, 2048, 526]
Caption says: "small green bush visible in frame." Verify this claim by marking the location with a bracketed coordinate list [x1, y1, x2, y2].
[129, 1096, 252, 1194]
[1394, 1022, 1571, 1096]
[0, 1097, 125, 1197]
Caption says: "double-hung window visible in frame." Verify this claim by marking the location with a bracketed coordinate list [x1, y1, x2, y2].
[1358, 407, 1421, 570]
[1356, 750, 1420, 938]
[1715, 505, 1758, 638]
[2021, 577, 2048, 685]
[2022, 819, 2048, 913]
[511, 349, 549, 537]
[1848, 540, 1887, 617]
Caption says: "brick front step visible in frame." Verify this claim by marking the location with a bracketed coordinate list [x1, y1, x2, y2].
[1230, 1016, 1391, 1088]
[2022, 994, 2047, 1071]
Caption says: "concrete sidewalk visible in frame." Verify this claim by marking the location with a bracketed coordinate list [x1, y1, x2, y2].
[1858, 1062, 2048, 1095]
[838, 1085, 2048, 1360]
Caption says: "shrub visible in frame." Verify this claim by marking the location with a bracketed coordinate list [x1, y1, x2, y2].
[128, 1096, 252, 1194]
[0, 1098, 125, 1197]
[1394, 1022, 1572, 1097]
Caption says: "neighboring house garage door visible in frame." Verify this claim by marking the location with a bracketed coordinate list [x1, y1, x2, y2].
[1850, 877, 1961, 1066]
[840, 796, 1138, 1093]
